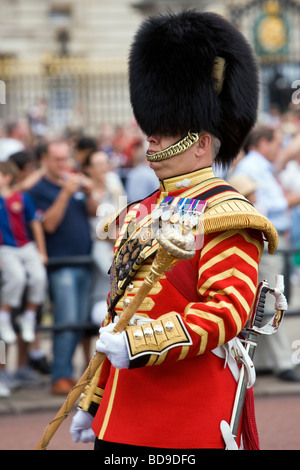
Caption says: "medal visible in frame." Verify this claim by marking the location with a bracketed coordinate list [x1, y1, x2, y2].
[151, 196, 207, 227]
[152, 208, 162, 219]
[161, 208, 172, 221]
[181, 212, 191, 223]
[189, 214, 199, 227]
[139, 227, 153, 244]
[170, 212, 180, 224]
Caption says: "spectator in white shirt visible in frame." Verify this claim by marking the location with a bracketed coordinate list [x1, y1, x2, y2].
[232, 125, 300, 381]
[0, 121, 30, 161]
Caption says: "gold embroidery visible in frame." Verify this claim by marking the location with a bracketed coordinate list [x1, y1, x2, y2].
[185, 322, 208, 355]
[198, 268, 256, 296]
[198, 246, 259, 278]
[204, 300, 242, 335]
[186, 309, 225, 346]
[78, 364, 103, 412]
[212, 286, 251, 319]
[126, 314, 192, 360]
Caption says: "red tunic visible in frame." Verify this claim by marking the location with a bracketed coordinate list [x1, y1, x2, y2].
[89, 167, 276, 449]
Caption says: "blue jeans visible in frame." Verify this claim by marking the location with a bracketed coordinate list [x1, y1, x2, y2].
[48, 266, 92, 382]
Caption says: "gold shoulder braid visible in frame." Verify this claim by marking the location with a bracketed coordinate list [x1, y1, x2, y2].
[204, 196, 278, 254]
[146, 132, 199, 162]
[212, 56, 226, 95]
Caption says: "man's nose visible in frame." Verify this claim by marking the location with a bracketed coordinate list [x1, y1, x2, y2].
[146, 135, 160, 145]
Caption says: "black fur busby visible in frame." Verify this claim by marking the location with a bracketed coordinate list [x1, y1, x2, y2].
[129, 10, 259, 167]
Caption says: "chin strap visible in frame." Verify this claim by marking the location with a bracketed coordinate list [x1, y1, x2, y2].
[146, 132, 199, 162]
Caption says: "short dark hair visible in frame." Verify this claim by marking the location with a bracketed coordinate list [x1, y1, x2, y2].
[9, 150, 35, 171]
[75, 136, 97, 151]
[0, 160, 18, 185]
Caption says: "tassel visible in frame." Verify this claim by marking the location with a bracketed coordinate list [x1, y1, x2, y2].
[242, 387, 260, 450]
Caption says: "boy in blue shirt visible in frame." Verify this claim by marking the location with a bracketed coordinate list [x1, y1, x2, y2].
[0, 161, 47, 345]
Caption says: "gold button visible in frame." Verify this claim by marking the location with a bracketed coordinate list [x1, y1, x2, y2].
[154, 325, 164, 335]
[133, 329, 143, 340]
[127, 283, 134, 292]
[144, 327, 153, 337]
[123, 298, 131, 307]
[165, 321, 175, 332]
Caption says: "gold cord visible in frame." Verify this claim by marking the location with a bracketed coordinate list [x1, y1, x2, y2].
[146, 132, 199, 162]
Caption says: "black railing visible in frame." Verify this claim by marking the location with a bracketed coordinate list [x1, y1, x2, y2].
[47, 255, 93, 268]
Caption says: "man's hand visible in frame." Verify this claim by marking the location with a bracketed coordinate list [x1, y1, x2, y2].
[96, 323, 130, 369]
[70, 409, 95, 443]
[62, 173, 82, 196]
[79, 174, 94, 196]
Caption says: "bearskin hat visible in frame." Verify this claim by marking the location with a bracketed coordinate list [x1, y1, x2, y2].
[128, 10, 259, 167]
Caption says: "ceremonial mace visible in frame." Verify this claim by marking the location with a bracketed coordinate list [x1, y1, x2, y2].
[35, 224, 196, 450]
[221, 275, 287, 449]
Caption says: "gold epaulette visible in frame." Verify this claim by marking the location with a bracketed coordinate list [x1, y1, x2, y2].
[204, 195, 278, 254]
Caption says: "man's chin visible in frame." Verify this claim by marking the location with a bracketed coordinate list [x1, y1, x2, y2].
[149, 162, 167, 180]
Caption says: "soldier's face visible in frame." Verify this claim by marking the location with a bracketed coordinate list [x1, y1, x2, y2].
[146, 134, 210, 180]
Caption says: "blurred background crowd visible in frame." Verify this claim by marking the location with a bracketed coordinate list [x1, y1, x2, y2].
[1, 0, 300, 400]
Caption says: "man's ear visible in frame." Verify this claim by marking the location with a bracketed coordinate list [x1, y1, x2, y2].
[195, 134, 211, 157]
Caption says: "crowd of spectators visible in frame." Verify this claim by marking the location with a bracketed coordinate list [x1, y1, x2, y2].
[216, 104, 300, 382]
[1, 102, 300, 397]
[0, 116, 158, 397]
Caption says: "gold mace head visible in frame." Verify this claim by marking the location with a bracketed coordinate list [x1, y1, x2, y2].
[156, 224, 196, 260]
[144, 224, 196, 288]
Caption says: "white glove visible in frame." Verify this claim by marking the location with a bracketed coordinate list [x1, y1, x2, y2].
[96, 322, 130, 369]
[70, 409, 95, 443]
[270, 289, 288, 311]
[271, 275, 288, 311]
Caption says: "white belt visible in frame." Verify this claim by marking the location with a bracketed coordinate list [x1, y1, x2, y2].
[212, 337, 256, 450]
[212, 337, 256, 388]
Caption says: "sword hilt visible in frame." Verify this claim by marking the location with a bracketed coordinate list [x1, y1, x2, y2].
[247, 275, 286, 338]
[250, 281, 269, 330]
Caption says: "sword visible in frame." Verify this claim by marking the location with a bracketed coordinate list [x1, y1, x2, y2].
[221, 274, 287, 449]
